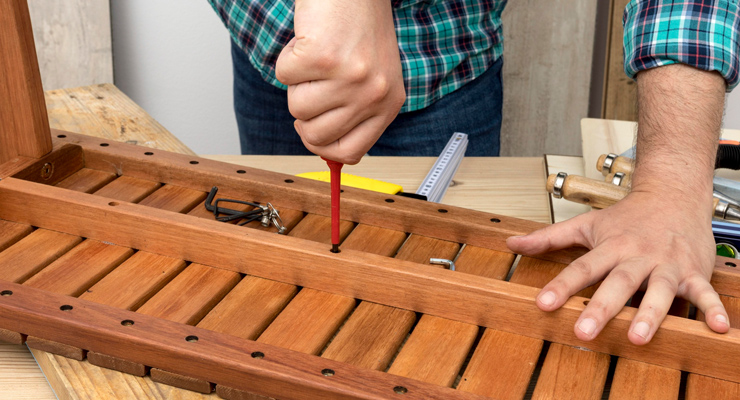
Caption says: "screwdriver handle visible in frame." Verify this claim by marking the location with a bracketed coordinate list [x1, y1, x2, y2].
[547, 173, 628, 209]
[596, 154, 634, 176]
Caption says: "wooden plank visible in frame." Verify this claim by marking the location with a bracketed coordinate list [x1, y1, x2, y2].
[93, 175, 161, 203]
[138, 184, 207, 213]
[4, 179, 740, 382]
[0, 344, 56, 399]
[0, 220, 33, 253]
[0, 229, 82, 284]
[27, 0, 112, 90]
[601, 0, 637, 122]
[454, 245, 514, 280]
[0, 0, 51, 164]
[0, 282, 490, 400]
[55, 167, 117, 193]
[11, 143, 84, 186]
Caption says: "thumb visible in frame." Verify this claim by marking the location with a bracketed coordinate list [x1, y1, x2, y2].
[507, 214, 591, 255]
[275, 37, 309, 85]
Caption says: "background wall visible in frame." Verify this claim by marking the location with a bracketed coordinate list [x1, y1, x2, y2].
[110, 0, 240, 155]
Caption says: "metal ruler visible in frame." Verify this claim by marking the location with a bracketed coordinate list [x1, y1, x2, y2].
[415, 132, 469, 203]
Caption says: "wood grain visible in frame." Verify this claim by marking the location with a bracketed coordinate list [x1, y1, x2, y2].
[93, 175, 161, 203]
[0, 220, 33, 253]
[0, 229, 82, 284]
[56, 168, 117, 193]
[0, 0, 51, 164]
[11, 143, 84, 186]
[531, 344, 610, 400]
[601, 0, 637, 122]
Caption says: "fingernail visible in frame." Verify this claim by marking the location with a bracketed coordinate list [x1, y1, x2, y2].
[539, 291, 556, 307]
[632, 321, 650, 339]
[577, 318, 597, 337]
[716, 314, 728, 326]
[293, 121, 302, 135]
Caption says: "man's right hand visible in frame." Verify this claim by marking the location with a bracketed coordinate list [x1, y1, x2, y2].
[275, 0, 406, 165]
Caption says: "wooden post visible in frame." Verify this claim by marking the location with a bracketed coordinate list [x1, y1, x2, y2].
[0, 0, 52, 165]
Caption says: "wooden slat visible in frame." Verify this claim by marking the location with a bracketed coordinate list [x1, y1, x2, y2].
[0, 282, 490, 400]
[455, 245, 515, 280]
[10, 143, 84, 186]
[0, 220, 33, 253]
[4, 179, 740, 383]
[0, 229, 82, 284]
[0, 0, 51, 165]
[138, 184, 206, 213]
[55, 168, 116, 193]
[93, 175, 161, 203]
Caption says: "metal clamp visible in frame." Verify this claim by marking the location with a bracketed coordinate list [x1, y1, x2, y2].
[430, 258, 456, 271]
[552, 172, 568, 199]
[602, 153, 617, 173]
[611, 172, 625, 186]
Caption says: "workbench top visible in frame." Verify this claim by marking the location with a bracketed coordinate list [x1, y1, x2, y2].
[1, 83, 553, 399]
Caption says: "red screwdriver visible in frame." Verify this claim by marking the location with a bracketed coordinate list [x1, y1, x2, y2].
[321, 157, 343, 253]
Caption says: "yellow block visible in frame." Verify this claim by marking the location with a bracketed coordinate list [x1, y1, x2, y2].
[296, 171, 403, 195]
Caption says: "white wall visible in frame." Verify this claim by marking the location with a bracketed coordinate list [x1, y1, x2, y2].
[111, 0, 239, 155]
[727, 92, 740, 131]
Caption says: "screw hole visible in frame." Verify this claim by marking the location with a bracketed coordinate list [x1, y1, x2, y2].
[321, 369, 335, 377]
[0, 290, 12, 297]
[121, 320, 134, 326]
[144, 152, 154, 156]
[393, 386, 408, 394]
[490, 218, 501, 223]
[726, 262, 737, 267]
[385, 199, 395, 203]
[237, 170, 246, 174]
[108, 202, 118, 206]
[60, 305, 73, 311]
[583, 300, 590, 306]
[100, 143, 109, 147]
[189, 161, 199, 165]
[284, 179, 294, 183]
[438, 209, 448, 213]
[251, 351, 264, 359]
[185, 335, 199, 342]
[57, 134, 67, 138]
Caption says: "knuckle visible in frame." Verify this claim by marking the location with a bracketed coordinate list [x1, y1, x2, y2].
[584, 300, 610, 320]
[288, 100, 311, 121]
[310, 50, 339, 72]
[647, 274, 677, 291]
[299, 128, 325, 147]
[608, 268, 639, 288]
[347, 61, 371, 82]
[568, 259, 593, 279]
[367, 76, 390, 103]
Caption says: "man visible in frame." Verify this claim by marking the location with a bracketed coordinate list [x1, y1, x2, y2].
[210, 0, 739, 344]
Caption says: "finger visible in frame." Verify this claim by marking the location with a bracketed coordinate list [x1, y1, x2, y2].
[683, 276, 730, 334]
[506, 213, 592, 255]
[301, 116, 386, 164]
[627, 268, 679, 345]
[295, 106, 370, 147]
[536, 245, 621, 312]
[275, 37, 326, 85]
[287, 81, 347, 120]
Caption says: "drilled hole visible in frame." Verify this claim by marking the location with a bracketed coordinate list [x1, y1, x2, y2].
[284, 179, 294, 183]
[60, 305, 73, 311]
[189, 161, 199, 165]
[340, 189, 344, 193]
[108, 202, 119, 206]
[0, 290, 12, 297]
[385, 199, 395, 203]
[490, 218, 501, 223]
[100, 143, 109, 147]
[186, 335, 199, 342]
[237, 170, 246, 174]
[251, 351, 264, 359]
[393, 386, 408, 394]
[438, 209, 448, 213]
[583, 300, 590, 306]
[726, 262, 737, 267]
[121, 320, 135, 326]
[321, 369, 335, 377]
[57, 134, 67, 138]
[145, 152, 154, 156]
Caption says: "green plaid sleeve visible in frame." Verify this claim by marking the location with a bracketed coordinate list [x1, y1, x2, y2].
[623, 0, 740, 91]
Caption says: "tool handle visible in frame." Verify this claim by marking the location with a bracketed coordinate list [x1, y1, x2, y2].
[596, 154, 634, 176]
[715, 143, 740, 170]
[605, 172, 632, 188]
[547, 173, 628, 209]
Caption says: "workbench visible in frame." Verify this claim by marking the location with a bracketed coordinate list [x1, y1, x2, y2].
[0, 84, 554, 399]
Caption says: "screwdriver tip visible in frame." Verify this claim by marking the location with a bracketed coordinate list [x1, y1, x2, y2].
[331, 244, 340, 253]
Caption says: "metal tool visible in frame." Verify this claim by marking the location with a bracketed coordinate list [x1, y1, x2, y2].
[204, 186, 287, 233]
[430, 258, 456, 271]
[322, 158, 343, 253]
[415, 132, 469, 203]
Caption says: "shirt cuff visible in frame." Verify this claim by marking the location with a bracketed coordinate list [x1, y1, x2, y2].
[623, 0, 740, 92]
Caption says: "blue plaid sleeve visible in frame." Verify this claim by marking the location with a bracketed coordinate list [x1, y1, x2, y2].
[623, 0, 740, 91]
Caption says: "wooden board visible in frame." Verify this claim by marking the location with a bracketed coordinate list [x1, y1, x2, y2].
[601, 0, 637, 122]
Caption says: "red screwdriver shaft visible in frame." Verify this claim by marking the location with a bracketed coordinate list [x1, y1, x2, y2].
[322, 157, 343, 253]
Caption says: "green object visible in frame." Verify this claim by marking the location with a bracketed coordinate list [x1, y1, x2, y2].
[717, 243, 738, 258]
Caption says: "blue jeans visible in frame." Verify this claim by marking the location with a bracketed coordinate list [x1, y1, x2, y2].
[232, 40, 502, 157]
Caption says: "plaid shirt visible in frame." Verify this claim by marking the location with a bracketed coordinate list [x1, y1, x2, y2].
[209, 0, 740, 113]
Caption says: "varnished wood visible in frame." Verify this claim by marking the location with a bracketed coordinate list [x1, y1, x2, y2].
[0, 220, 33, 253]
[608, 358, 681, 400]
[0, 229, 82, 284]
[94, 175, 161, 203]
[10, 143, 84, 185]
[0, 0, 51, 165]
[547, 173, 629, 209]
[56, 168, 117, 193]
[531, 344, 610, 400]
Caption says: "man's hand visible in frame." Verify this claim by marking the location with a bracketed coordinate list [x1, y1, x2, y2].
[508, 64, 730, 345]
[275, 0, 405, 165]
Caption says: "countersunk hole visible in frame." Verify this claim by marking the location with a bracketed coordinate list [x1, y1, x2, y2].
[438, 209, 448, 213]
[284, 179, 294, 183]
[121, 320, 134, 326]
[726, 262, 737, 267]
[0, 290, 12, 297]
[60, 305, 73, 311]
[321, 369, 335, 377]
[340, 189, 344, 193]
[385, 198, 395, 203]
[490, 218, 501, 223]
[186, 335, 199, 342]
[57, 134, 67, 138]
[251, 351, 264, 359]
[189, 161, 199, 165]
[393, 386, 408, 394]
[583, 300, 590, 306]
[237, 170, 246, 174]
[100, 143, 109, 147]
[108, 202, 119, 206]
[144, 152, 154, 156]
